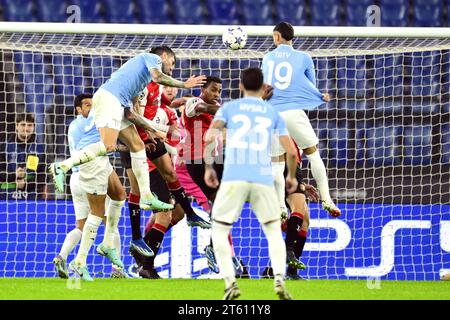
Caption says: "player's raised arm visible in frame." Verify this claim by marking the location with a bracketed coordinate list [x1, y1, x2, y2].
[205, 119, 225, 147]
[150, 68, 206, 89]
[124, 107, 167, 142]
[185, 98, 221, 117]
[204, 102, 227, 188]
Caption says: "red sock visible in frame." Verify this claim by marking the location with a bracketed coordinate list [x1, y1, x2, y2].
[144, 218, 154, 236]
[167, 180, 181, 190]
[129, 193, 140, 204]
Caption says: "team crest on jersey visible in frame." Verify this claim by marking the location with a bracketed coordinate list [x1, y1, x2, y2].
[139, 87, 149, 106]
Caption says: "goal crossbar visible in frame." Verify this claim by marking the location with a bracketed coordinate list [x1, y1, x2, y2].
[0, 22, 450, 38]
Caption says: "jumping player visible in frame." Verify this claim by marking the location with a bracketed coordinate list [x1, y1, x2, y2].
[262, 21, 341, 218]
[50, 46, 205, 213]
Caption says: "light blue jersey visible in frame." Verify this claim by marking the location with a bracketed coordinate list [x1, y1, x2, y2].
[67, 113, 101, 172]
[101, 52, 162, 107]
[262, 44, 323, 111]
[214, 96, 288, 186]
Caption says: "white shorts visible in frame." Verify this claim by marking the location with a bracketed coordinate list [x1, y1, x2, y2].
[78, 156, 113, 195]
[70, 171, 90, 220]
[271, 109, 319, 157]
[212, 181, 280, 225]
[92, 88, 133, 132]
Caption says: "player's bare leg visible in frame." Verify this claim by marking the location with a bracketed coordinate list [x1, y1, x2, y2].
[119, 126, 173, 212]
[303, 145, 341, 217]
[51, 126, 118, 193]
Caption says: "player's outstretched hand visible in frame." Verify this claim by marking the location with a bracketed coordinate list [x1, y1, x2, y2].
[322, 93, 330, 102]
[262, 84, 274, 100]
[204, 167, 219, 188]
[303, 183, 320, 202]
[285, 176, 298, 195]
[184, 75, 207, 88]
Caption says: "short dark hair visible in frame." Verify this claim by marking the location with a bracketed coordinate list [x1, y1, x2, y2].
[240, 68, 264, 91]
[204, 76, 222, 89]
[273, 21, 294, 41]
[149, 46, 176, 59]
[74, 93, 93, 109]
[15, 113, 35, 124]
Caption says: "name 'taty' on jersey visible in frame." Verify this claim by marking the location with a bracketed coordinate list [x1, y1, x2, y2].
[214, 96, 288, 186]
[262, 44, 324, 111]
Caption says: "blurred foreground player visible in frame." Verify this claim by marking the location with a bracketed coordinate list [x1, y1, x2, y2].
[204, 68, 298, 300]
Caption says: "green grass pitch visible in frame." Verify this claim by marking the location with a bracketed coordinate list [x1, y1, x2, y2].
[0, 278, 449, 300]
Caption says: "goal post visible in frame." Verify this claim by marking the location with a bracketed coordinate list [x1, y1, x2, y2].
[0, 22, 449, 280]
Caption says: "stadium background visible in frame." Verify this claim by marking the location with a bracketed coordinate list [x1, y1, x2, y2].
[0, 0, 449, 280]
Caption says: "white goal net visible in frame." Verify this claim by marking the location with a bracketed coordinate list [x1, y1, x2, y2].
[0, 24, 449, 280]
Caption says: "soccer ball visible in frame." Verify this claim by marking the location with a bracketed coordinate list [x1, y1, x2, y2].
[222, 26, 247, 50]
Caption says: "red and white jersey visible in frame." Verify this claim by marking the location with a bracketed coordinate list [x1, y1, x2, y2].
[182, 97, 220, 161]
[182, 110, 214, 161]
[138, 81, 181, 171]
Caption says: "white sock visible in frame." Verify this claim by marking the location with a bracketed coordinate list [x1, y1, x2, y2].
[262, 220, 286, 278]
[75, 214, 103, 266]
[130, 150, 152, 198]
[103, 200, 124, 249]
[114, 230, 121, 259]
[60, 141, 107, 172]
[272, 161, 288, 214]
[212, 222, 235, 288]
[59, 227, 82, 260]
[306, 150, 332, 203]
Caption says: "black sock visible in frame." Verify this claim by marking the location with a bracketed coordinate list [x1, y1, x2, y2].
[170, 186, 196, 218]
[285, 212, 304, 251]
[287, 265, 297, 275]
[128, 194, 142, 241]
[294, 230, 308, 259]
[143, 224, 166, 269]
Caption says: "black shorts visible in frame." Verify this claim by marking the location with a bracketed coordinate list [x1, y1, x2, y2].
[185, 159, 224, 201]
[119, 139, 167, 170]
[149, 169, 171, 208]
[284, 164, 305, 197]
